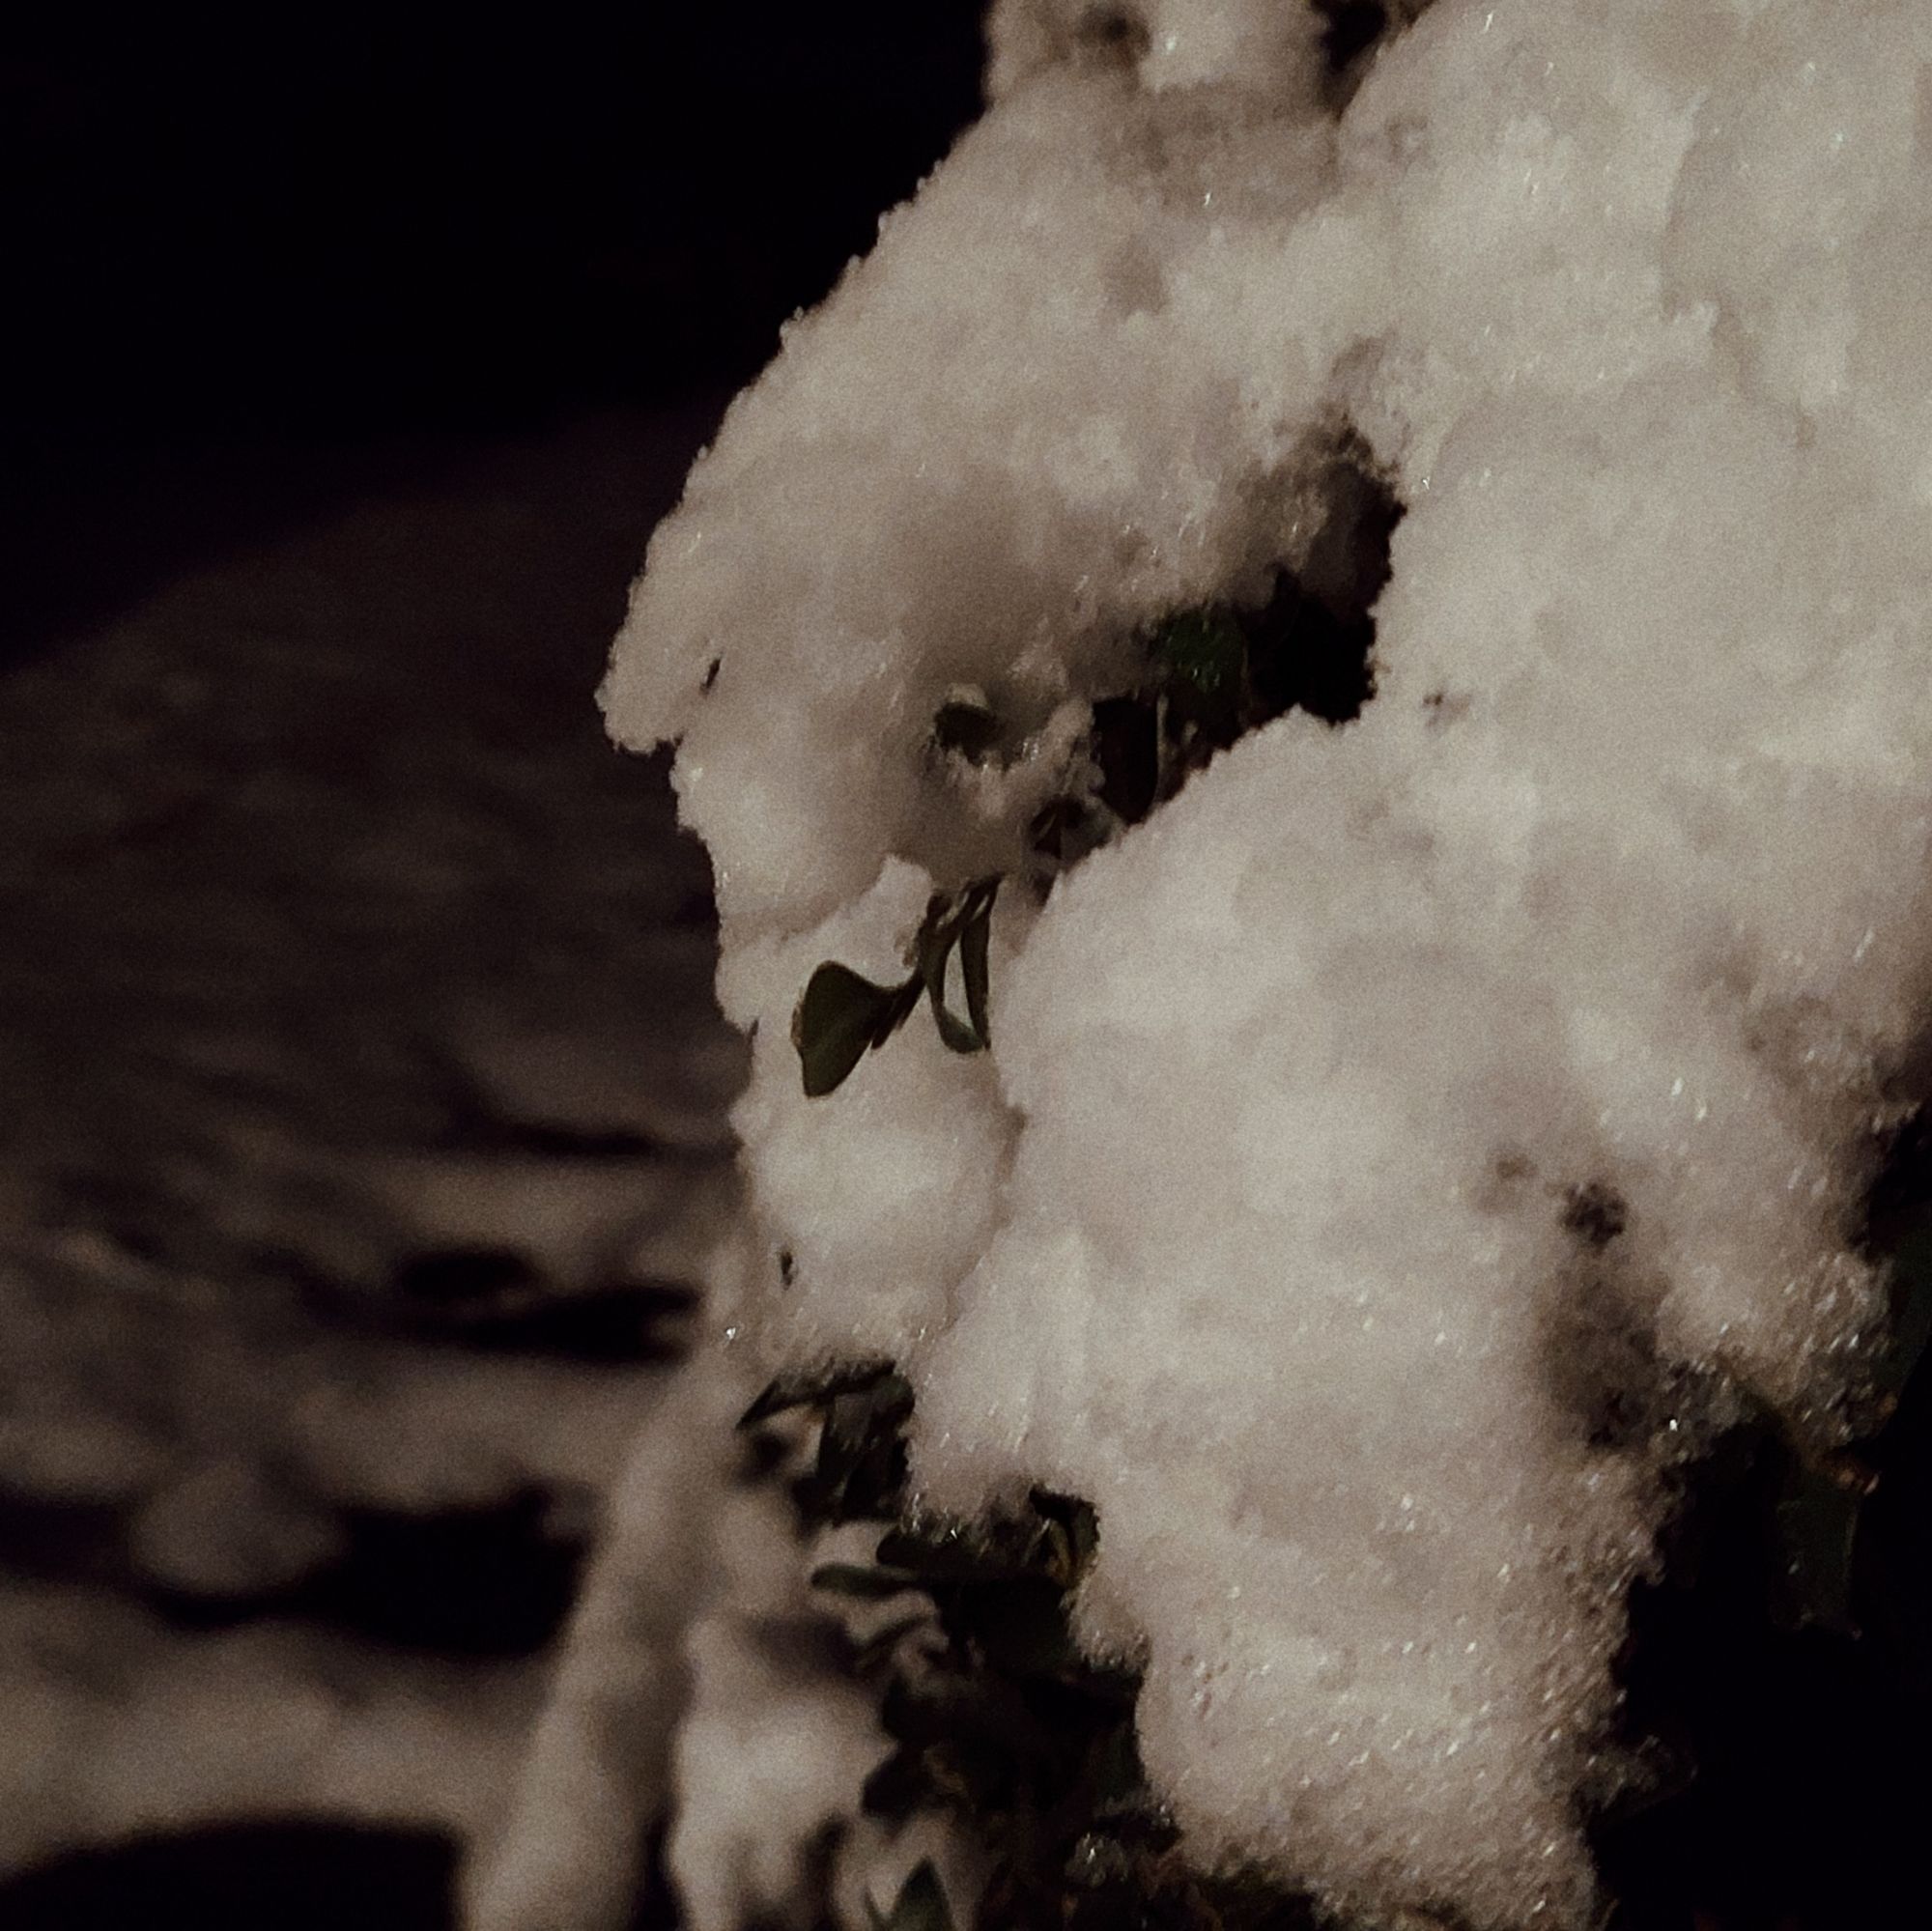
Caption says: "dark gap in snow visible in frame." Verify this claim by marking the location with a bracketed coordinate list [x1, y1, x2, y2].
[1091, 696, 1163, 825]
[622, 1820, 683, 1931]
[1074, 7, 1152, 65]
[1602, 1419, 1932, 1929]
[1314, 1, 1437, 111]
[0, 1820, 457, 1931]
[1599, 1074, 1932, 1928]
[1315, 2, 1389, 74]
[1241, 568, 1377, 726]
[1562, 1179, 1629, 1250]
[1857, 1098, 1932, 1246]
[1025, 454, 1400, 892]
[1244, 447, 1403, 727]
[149, 1490, 585, 1659]
[1539, 1292, 1667, 1458]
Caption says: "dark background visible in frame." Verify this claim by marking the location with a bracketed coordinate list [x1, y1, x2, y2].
[4, 1, 988, 658]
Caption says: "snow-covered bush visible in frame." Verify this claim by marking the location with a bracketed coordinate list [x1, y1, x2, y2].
[605, 3, 1932, 1925]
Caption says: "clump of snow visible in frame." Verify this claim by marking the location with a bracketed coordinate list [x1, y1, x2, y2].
[607, 3, 1932, 1924]
[467, 1350, 751, 1931]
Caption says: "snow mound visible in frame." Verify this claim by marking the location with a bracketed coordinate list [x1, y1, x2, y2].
[607, 3, 1932, 1923]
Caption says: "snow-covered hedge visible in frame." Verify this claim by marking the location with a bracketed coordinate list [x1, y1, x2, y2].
[606, 4, 1932, 1924]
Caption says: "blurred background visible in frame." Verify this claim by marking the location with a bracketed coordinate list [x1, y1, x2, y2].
[1, 5, 983, 1924]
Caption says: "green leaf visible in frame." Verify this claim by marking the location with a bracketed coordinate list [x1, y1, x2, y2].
[912, 897, 961, 1008]
[960, 894, 993, 1043]
[1153, 609, 1247, 744]
[877, 1523, 1024, 1584]
[853, 1609, 937, 1674]
[810, 1562, 924, 1600]
[1030, 1489, 1100, 1583]
[736, 1359, 895, 1430]
[956, 1576, 1087, 1679]
[810, 1375, 916, 1522]
[913, 879, 998, 1057]
[928, 981, 984, 1054]
[793, 962, 918, 1097]
[1087, 1722, 1150, 1810]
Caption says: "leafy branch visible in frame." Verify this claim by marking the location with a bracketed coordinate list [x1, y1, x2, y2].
[793, 878, 1000, 1097]
[792, 547, 1387, 1102]
[736, 1362, 1321, 1931]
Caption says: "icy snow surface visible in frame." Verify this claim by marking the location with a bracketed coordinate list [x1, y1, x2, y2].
[607, 3, 1932, 1923]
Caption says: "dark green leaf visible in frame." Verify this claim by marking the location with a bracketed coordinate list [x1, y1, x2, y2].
[1030, 796, 1112, 866]
[1030, 1490, 1100, 1584]
[1065, 1831, 1137, 1891]
[1153, 610, 1247, 745]
[737, 1359, 895, 1430]
[877, 1524, 1025, 1584]
[794, 962, 919, 1097]
[1091, 696, 1160, 824]
[929, 981, 984, 1054]
[810, 1563, 924, 1600]
[1087, 1723, 1150, 1810]
[960, 895, 993, 1043]
[913, 892, 954, 991]
[812, 1376, 916, 1522]
[912, 878, 998, 1056]
[955, 1576, 1086, 1679]
[854, 1609, 937, 1674]
[738, 1379, 797, 1432]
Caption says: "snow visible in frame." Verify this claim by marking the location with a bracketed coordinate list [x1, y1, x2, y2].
[0, 1576, 539, 1878]
[610, 3, 1932, 1926]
